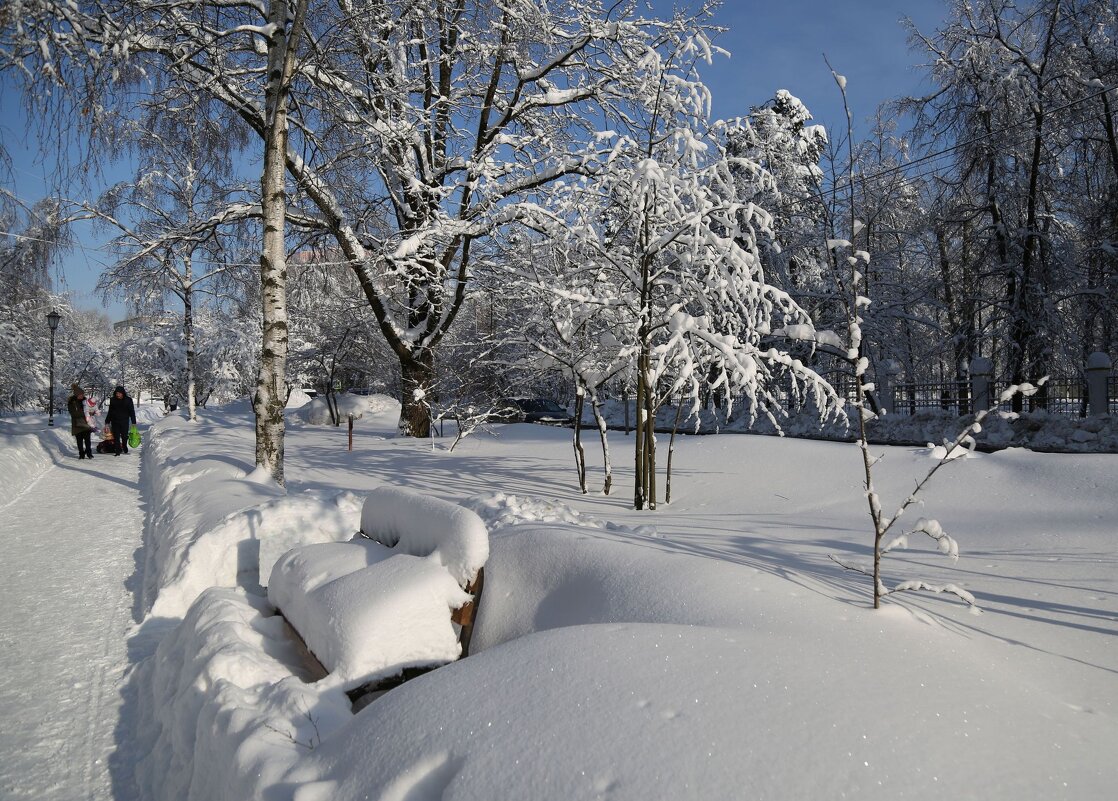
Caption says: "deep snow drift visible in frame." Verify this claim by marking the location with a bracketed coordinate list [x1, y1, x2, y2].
[4, 398, 1115, 800]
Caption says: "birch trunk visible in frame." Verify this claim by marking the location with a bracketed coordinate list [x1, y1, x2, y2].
[573, 386, 587, 494]
[184, 268, 197, 422]
[590, 389, 612, 495]
[254, 0, 307, 486]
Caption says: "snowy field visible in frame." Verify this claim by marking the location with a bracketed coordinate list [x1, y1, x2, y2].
[2, 397, 1116, 800]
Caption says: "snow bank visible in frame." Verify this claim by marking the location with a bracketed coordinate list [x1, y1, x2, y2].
[131, 588, 352, 801]
[0, 417, 71, 497]
[140, 412, 363, 619]
[125, 409, 1117, 800]
[360, 486, 488, 586]
[268, 539, 470, 688]
[291, 616, 1116, 801]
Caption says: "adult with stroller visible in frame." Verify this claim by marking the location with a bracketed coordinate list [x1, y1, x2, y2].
[67, 384, 95, 460]
[107, 385, 137, 455]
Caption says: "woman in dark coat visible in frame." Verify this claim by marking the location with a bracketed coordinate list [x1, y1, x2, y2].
[67, 383, 94, 459]
[106, 385, 137, 455]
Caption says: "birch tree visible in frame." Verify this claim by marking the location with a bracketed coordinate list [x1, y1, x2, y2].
[2, 0, 728, 449]
[528, 30, 843, 510]
[93, 96, 254, 422]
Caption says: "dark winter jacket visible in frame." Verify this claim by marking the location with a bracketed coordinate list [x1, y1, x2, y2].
[68, 394, 93, 436]
[107, 387, 137, 428]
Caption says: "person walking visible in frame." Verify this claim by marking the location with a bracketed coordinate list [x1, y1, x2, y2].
[106, 385, 137, 456]
[67, 384, 95, 460]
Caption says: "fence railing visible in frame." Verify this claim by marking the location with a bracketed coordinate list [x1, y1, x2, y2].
[988, 378, 1087, 416]
[888, 374, 1113, 418]
[893, 381, 972, 417]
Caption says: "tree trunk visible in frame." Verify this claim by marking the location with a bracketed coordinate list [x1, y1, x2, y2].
[622, 383, 631, 435]
[644, 388, 657, 510]
[399, 349, 435, 437]
[665, 393, 685, 504]
[634, 357, 646, 509]
[254, 0, 307, 487]
[982, 113, 1017, 410]
[183, 267, 197, 422]
[573, 386, 587, 493]
[590, 388, 612, 495]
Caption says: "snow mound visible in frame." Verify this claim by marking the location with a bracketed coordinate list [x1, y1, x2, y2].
[268, 539, 470, 688]
[0, 418, 71, 496]
[148, 489, 364, 620]
[131, 589, 352, 801]
[265, 488, 489, 688]
[299, 619, 1116, 801]
[141, 414, 363, 619]
[289, 393, 399, 426]
[361, 486, 488, 586]
[285, 388, 314, 409]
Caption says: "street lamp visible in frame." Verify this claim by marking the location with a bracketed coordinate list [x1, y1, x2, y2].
[46, 309, 61, 426]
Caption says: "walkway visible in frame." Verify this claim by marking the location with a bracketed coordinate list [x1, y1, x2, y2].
[0, 446, 144, 801]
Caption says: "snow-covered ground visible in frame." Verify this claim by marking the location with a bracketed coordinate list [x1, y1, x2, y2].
[0, 408, 161, 800]
[1, 399, 1115, 799]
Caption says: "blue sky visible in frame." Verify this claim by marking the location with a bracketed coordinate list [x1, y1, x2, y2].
[671, 0, 947, 130]
[3, 0, 948, 322]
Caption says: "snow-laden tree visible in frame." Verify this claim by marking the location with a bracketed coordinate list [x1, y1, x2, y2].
[2, 0, 744, 492]
[526, 30, 844, 510]
[728, 90, 832, 309]
[0, 193, 75, 411]
[117, 309, 258, 408]
[287, 253, 387, 425]
[901, 0, 1118, 400]
[92, 93, 255, 422]
[504, 235, 634, 494]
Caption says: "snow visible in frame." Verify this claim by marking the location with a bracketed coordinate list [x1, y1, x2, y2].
[268, 539, 470, 688]
[0, 412, 148, 801]
[265, 488, 488, 687]
[130, 588, 352, 801]
[359, 486, 489, 586]
[288, 392, 397, 425]
[1, 402, 1116, 800]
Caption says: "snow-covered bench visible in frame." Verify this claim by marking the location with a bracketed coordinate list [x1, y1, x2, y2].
[267, 486, 488, 703]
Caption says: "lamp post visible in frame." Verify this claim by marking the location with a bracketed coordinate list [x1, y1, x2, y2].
[46, 309, 61, 426]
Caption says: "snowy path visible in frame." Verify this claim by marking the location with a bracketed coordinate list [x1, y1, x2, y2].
[0, 450, 144, 801]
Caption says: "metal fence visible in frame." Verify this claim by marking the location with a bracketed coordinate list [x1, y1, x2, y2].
[893, 381, 972, 417]
[889, 375, 1112, 418]
[989, 378, 1087, 416]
